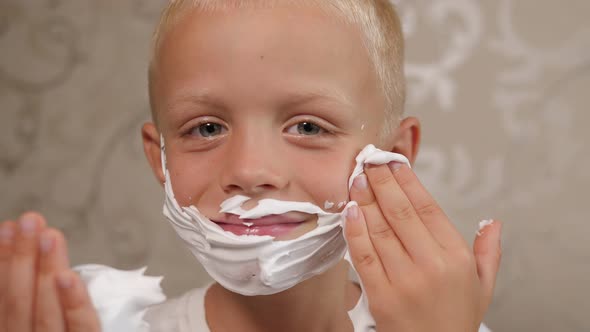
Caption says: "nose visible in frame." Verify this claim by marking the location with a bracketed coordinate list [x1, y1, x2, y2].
[220, 133, 288, 196]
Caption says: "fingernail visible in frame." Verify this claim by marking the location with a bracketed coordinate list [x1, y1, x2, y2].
[346, 205, 359, 220]
[353, 174, 368, 190]
[40, 232, 54, 254]
[19, 215, 37, 236]
[389, 161, 403, 172]
[57, 273, 73, 289]
[0, 225, 14, 245]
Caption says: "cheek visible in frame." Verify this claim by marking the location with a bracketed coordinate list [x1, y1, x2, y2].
[166, 154, 212, 207]
[297, 153, 356, 208]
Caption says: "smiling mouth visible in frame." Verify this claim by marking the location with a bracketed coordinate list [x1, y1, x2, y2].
[213, 214, 307, 236]
[214, 222, 305, 236]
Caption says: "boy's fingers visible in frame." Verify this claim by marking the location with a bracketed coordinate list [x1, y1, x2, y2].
[359, 205, 412, 278]
[57, 271, 101, 332]
[0, 221, 17, 293]
[473, 221, 503, 310]
[35, 229, 70, 332]
[364, 164, 439, 262]
[0, 221, 17, 331]
[350, 174, 376, 206]
[350, 175, 411, 278]
[38, 229, 71, 274]
[391, 164, 467, 250]
[6, 212, 46, 332]
[343, 205, 389, 296]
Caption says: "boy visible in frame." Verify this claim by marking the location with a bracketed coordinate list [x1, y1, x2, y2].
[0, 0, 502, 331]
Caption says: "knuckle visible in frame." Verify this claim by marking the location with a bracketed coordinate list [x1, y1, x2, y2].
[384, 204, 414, 221]
[368, 299, 391, 319]
[12, 241, 34, 257]
[368, 223, 396, 240]
[371, 172, 392, 187]
[425, 256, 448, 277]
[354, 252, 377, 269]
[415, 202, 441, 218]
[394, 170, 414, 187]
[398, 274, 428, 299]
[35, 315, 53, 331]
[454, 249, 476, 268]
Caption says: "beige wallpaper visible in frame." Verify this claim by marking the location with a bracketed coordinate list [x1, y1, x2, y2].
[1, 1, 589, 331]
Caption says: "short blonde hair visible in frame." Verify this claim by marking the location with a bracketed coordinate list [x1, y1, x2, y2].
[148, 0, 405, 135]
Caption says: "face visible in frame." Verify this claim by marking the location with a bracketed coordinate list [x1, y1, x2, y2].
[145, 5, 418, 240]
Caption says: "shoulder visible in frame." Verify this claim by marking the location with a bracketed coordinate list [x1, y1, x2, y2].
[144, 286, 210, 332]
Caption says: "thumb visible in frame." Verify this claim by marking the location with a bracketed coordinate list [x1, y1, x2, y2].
[473, 220, 503, 310]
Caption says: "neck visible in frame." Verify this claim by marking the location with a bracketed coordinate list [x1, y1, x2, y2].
[206, 261, 359, 332]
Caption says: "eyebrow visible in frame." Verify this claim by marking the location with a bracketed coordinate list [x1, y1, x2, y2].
[167, 91, 228, 112]
[278, 88, 354, 111]
[167, 87, 354, 114]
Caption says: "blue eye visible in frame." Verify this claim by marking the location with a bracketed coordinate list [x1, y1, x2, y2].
[288, 122, 324, 136]
[192, 123, 226, 138]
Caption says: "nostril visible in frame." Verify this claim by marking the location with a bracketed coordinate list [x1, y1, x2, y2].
[223, 183, 277, 195]
[225, 184, 243, 193]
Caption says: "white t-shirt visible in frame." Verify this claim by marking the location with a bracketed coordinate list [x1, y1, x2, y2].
[144, 284, 492, 332]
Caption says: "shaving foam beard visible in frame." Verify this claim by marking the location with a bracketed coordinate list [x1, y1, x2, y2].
[160, 138, 410, 296]
[161, 142, 352, 296]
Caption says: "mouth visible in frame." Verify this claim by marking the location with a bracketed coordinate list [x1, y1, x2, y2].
[212, 214, 307, 237]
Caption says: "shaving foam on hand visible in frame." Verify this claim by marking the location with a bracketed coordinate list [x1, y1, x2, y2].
[74, 264, 166, 332]
[477, 219, 495, 236]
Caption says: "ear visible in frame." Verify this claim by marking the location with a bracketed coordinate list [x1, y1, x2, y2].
[389, 116, 421, 166]
[141, 122, 166, 186]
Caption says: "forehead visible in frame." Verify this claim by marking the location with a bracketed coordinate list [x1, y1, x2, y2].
[152, 5, 383, 123]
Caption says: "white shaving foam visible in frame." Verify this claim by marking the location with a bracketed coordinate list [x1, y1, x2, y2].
[74, 264, 166, 332]
[162, 142, 409, 295]
[477, 219, 495, 236]
[161, 141, 409, 329]
[348, 144, 411, 189]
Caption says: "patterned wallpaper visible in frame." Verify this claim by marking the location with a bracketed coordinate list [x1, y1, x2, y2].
[1, 1, 588, 331]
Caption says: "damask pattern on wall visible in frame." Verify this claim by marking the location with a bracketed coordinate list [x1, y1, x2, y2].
[1, 1, 588, 331]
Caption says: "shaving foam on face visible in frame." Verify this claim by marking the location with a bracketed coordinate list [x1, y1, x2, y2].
[74, 264, 166, 332]
[161, 140, 410, 297]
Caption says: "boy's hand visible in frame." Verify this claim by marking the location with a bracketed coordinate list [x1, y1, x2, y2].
[345, 163, 502, 332]
[0, 212, 101, 332]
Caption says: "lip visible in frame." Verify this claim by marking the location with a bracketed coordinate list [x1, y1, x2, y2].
[213, 214, 306, 237]
[214, 214, 305, 226]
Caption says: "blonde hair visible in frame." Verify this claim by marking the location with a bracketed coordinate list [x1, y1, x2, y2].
[148, 0, 406, 135]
